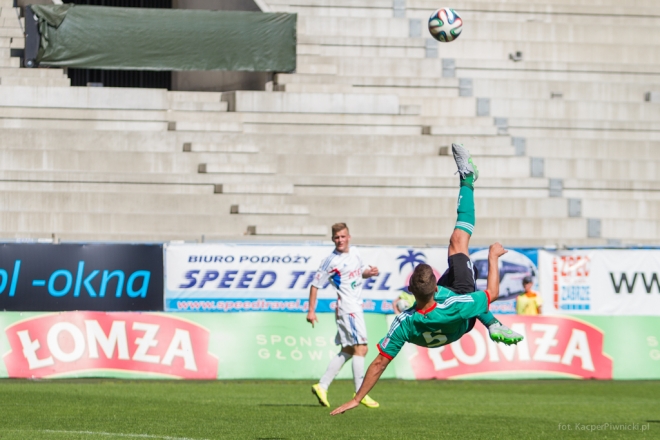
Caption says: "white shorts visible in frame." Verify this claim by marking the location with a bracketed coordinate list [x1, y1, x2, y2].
[335, 311, 368, 347]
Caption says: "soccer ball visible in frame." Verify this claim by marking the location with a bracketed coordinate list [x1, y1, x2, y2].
[395, 299, 411, 313]
[428, 8, 462, 42]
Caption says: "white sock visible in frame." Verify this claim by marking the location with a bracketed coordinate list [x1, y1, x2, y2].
[319, 351, 352, 390]
[352, 355, 365, 392]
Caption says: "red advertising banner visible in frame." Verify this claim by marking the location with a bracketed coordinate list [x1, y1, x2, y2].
[409, 316, 613, 379]
[3, 312, 218, 379]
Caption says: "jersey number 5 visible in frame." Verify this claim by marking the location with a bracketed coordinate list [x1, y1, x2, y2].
[422, 330, 448, 347]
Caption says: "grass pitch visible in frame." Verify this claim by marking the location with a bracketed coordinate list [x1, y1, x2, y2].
[0, 379, 658, 439]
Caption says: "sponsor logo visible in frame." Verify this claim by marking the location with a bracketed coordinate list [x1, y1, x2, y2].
[3, 312, 218, 379]
[410, 316, 612, 379]
[552, 255, 591, 310]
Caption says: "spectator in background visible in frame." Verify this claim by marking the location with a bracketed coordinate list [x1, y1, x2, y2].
[516, 276, 542, 315]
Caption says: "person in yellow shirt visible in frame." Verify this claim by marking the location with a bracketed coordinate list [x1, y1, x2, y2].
[516, 276, 542, 315]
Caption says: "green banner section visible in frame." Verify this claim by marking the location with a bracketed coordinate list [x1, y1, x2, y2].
[0, 312, 657, 380]
[31, 5, 296, 72]
[191, 313, 392, 380]
[574, 316, 660, 380]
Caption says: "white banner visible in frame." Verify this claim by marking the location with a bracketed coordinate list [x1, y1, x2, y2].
[164, 244, 449, 312]
[539, 249, 660, 315]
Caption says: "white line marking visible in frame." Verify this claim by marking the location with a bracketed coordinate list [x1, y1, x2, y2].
[9, 429, 207, 440]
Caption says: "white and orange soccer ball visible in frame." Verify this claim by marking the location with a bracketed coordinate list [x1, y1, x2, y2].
[428, 8, 462, 42]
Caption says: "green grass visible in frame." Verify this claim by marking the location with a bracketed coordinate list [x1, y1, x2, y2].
[0, 379, 658, 439]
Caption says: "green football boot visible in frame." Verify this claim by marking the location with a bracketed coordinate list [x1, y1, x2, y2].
[488, 322, 524, 345]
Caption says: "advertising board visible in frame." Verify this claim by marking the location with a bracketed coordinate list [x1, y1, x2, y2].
[164, 244, 450, 313]
[538, 249, 660, 315]
[0, 244, 163, 311]
[0, 312, 657, 380]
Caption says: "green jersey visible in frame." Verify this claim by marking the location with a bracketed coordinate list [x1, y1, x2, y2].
[377, 287, 490, 360]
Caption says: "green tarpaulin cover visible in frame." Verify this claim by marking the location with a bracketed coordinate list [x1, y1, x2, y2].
[31, 4, 296, 72]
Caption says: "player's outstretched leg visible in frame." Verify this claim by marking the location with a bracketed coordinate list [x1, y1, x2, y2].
[451, 143, 523, 346]
[312, 351, 352, 407]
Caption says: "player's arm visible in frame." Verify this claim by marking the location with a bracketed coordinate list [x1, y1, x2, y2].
[486, 242, 507, 302]
[306, 286, 318, 327]
[330, 355, 391, 415]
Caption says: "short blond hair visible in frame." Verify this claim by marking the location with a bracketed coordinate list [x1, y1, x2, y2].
[331, 222, 349, 236]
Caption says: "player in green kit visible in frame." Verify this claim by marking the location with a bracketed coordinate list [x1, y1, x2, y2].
[331, 144, 522, 415]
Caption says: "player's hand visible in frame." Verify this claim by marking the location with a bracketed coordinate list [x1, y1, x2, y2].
[363, 266, 379, 278]
[488, 242, 508, 259]
[330, 398, 360, 415]
[306, 312, 318, 328]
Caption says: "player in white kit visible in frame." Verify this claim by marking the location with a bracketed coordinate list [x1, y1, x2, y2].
[306, 223, 380, 409]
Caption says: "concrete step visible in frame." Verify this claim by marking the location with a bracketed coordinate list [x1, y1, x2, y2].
[183, 143, 259, 154]
[492, 100, 660, 122]
[198, 163, 277, 175]
[0, 55, 18, 67]
[0, 150, 262, 174]
[182, 133, 513, 156]
[169, 101, 228, 112]
[231, 204, 310, 215]
[222, 90, 401, 115]
[298, 196, 571, 218]
[509, 127, 660, 141]
[302, 38, 660, 66]
[424, 125, 500, 136]
[0, 27, 22, 38]
[247, 216, 592, 240]
[0, 180, 214, 195]
[0, 106, 166, 122]
[472, 78, 660, 102]
[455, 59, 660, 80]
[169, 121, 243, 133]
[275, 73, 460, 89]
[0, 119, 168, 132]
[506, 118, 660, 132]
[277, 155, 530, 178]
[525, 138, 660, 160]
[408, 0, 660, 21]
[0, 36, 15, 47]
[298, 15, 410, 38]
[0, 86, 169, 110]
[0, 211, 262, 236]
[0, 67, 68, 78]
[168, 91, 223, 103]
[247, 225, 328, 236]
[215, 183, 294, 195]
[0, 76, 71, 87]
[0, 16, 22, 28]
[241, 122, 421, 135]
[0, 190, 304, 216]
[545, 158, 660, 181]
[0, 128, 179, 152]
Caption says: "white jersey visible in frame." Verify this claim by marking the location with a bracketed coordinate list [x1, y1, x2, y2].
[312, 247, 370, 316]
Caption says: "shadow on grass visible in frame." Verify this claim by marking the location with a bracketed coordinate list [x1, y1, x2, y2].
[259, 403, 319, 407]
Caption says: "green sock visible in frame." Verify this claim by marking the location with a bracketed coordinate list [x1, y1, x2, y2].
[478, 311, 498, 327]
[455, 184, 475, 236]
